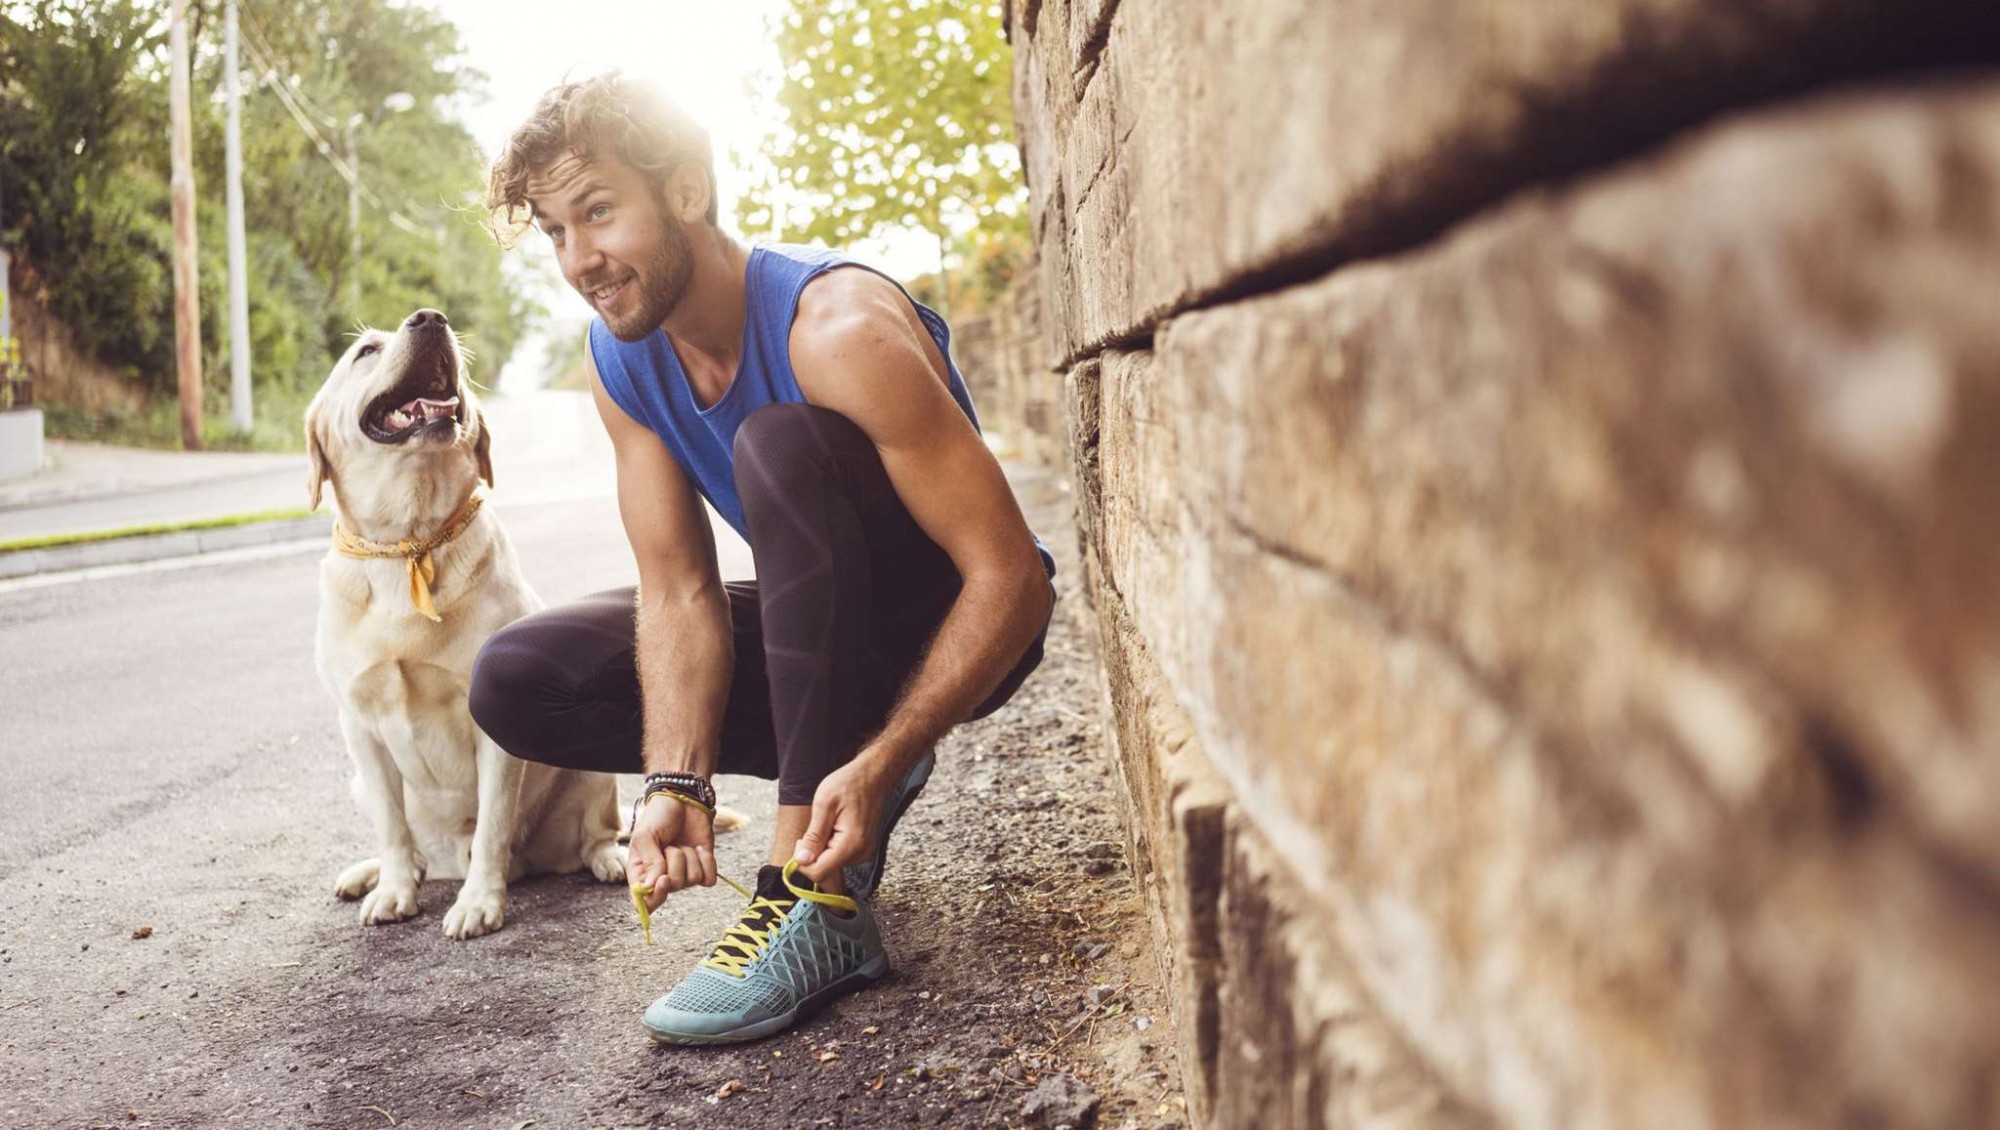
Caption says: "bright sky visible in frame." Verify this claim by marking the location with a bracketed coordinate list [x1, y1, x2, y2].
[429, 0, 939, 388]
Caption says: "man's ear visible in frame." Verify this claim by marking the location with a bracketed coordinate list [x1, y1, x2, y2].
[473, 406, 495, 489]
[304, 402, 333, 511]
[664, 162, 711, 225]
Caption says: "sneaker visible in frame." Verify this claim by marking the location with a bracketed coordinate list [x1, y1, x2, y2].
[642, 860, 888, 1045]
[844, 747, 935, 900]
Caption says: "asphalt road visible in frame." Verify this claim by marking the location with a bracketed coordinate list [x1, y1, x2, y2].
[0, 492, 775, 1128]
[0, 451, 1184, 1130]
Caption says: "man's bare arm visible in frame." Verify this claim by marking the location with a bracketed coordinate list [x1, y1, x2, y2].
[588, 347, 732, 779]
[789, 269, 1053, 778]
[588, 346, 729, 906]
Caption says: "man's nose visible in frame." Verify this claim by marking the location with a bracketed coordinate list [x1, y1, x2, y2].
[406, 308, 448, 329]
[563, 231, 604, 282]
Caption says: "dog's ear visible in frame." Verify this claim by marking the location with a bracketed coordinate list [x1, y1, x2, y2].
[304, 400, 333, 511]
[473, 406, 495, 489]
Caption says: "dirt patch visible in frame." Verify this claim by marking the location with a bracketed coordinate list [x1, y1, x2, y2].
[589, 465, 1189, 1129]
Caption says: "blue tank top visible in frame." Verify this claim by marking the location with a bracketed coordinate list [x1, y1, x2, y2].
[590, 242, 1054, 574]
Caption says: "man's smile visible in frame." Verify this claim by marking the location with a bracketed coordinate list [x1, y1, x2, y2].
[590, 278, 632, 308]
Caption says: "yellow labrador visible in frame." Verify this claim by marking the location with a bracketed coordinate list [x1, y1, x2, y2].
[304, 308, 623, 939]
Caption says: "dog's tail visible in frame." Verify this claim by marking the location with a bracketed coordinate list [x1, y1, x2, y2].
[711, 804, 749, 833]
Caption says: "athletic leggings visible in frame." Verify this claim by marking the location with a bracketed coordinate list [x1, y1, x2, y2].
[468, 402, 1051, 805]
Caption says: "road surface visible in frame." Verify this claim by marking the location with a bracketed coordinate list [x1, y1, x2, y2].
[0, 454, 1182, 1128]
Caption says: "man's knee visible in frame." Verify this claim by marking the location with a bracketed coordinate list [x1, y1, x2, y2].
[733, 403, 871, 502]
[467, 622, 547, 756]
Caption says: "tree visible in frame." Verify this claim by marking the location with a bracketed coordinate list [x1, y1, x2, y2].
[0, 0, 540, 446]
[737, 0, 1026, 294]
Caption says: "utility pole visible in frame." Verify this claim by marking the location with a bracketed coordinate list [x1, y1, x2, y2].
[224, 1, 252, 433]
[168, 0, 203, 449]
[1, 171, 11, 353]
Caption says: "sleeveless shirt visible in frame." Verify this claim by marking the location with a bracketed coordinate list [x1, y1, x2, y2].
[589, 242, 1055, 574]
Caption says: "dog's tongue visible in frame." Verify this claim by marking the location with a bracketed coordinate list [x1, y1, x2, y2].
[404, 396, 459, 423]
[383, 396, 459, 432]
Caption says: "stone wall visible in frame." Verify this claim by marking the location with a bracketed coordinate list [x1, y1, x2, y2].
[1004, 2, 2000, 1128]
[956, 269, 1064, 467]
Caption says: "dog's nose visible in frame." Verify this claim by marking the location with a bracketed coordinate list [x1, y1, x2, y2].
[406, 308, 448, 329]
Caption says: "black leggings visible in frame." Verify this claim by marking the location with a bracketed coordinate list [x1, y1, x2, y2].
[468, 402, 1050, 805]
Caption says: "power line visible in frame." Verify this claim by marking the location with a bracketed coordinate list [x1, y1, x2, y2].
[233, 13, 437, 241]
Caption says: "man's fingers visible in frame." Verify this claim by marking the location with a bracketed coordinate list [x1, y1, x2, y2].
[794, 799, 840, 865]
[696, 844, 717, 887]
[798, 824, 856, 885]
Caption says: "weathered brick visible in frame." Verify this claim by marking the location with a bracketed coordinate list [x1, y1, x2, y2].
[1088, 83, 2000, 1130]
[1012, 0, 2000, 363]
[1170, 82, 2000, 882]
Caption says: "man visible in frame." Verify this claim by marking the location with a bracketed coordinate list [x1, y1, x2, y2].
[469, 73, 1056, 1045]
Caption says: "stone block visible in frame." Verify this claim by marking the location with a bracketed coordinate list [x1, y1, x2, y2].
[1215, 807, 1489, 1130]
[1167, 81, 2000, 883]
[1088, 83, 2000, 1130]
[1090, 548, 1483, 1129]
[1011, 0, 2000, 364]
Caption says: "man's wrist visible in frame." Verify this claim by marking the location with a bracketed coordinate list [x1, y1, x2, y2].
[642, 771, 716, 812]
[853, 739, 919, 786]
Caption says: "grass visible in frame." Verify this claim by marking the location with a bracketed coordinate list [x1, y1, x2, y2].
[0, 506, 318, 554]
[41, 382, 316, 453]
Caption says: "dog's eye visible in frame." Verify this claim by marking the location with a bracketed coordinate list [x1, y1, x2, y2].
[357, 343, 380, 359]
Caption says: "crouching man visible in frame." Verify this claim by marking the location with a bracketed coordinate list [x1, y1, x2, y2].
[469, 73, 1056, 1045]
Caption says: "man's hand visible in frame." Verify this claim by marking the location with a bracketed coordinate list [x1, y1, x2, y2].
[629, 795, 718, 911]
[792, 754, 896, 887]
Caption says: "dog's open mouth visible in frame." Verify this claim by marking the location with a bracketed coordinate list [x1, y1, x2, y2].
[360, 351, 464, 444]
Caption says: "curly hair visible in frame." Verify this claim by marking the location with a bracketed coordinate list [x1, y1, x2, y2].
[484, 72, 717, 246]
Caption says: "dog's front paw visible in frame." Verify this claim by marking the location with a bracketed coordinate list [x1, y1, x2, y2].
[357, 875, 420, 925]
[584, 841, 627, 884]
[333, 858, 380, 901]
[441, 885, 506, 940]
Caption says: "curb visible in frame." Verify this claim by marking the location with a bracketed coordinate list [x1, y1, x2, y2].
[0, 514, 332, 580]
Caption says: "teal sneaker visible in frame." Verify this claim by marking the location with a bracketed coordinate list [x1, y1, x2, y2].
[844, 747, 935, 900]
[642, 860, 888, 1045]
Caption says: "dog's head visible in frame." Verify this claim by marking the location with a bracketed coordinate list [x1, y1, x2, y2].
[304, 308, 492, 512]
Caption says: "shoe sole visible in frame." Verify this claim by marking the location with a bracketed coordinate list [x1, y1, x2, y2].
[848, 750, 935, 900]
[643, 953, 892, 1046]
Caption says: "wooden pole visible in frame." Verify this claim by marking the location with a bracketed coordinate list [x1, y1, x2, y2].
[169, 0, 203, 450]
[224, 1, 252, 433]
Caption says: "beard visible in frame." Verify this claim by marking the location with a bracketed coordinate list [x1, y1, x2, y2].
[597, 210, 695, 342]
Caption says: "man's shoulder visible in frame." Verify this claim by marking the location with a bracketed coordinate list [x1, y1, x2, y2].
[792, 263, 910, 338]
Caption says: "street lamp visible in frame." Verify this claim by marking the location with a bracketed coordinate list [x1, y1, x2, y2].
[345, 92, 416, 318]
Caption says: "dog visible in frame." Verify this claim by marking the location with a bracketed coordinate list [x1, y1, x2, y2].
[304, 307, 624, 939]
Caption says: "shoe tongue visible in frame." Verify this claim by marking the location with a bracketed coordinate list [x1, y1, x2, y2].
[754, 863, 800, 902]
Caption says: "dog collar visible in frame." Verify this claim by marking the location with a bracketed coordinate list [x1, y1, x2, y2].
[331, 493, 485, 623]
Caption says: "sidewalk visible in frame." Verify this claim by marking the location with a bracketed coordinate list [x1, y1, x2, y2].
[0, 391, 616, 579]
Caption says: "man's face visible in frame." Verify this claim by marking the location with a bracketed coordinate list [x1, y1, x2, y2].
[528, 151, 694, 342]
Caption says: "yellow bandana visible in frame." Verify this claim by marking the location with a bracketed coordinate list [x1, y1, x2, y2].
[331, 493, 484, 623]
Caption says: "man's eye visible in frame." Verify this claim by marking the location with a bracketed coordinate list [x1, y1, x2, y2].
[589, 204, 610, 220]
[358, 343, 380, 358]
[546, 225, 564, 240]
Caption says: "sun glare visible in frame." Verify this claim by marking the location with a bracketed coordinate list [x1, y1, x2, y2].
[438, 0, 940, 387]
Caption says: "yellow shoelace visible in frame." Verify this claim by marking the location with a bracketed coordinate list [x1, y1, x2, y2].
[627, 791, 858, 965]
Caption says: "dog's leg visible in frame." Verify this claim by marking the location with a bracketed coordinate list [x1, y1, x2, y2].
[337, 712, 424, 925]
[441, 733, 522, 939]
[581, 783, 626, 884]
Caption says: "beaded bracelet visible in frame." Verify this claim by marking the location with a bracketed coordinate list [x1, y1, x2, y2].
[629, 772, 717, 837]
[642, 771, 715, 810]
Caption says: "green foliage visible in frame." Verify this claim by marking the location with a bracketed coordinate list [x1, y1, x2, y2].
[0, 0, 541, 446]
[738, 0, 1026, 258]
